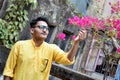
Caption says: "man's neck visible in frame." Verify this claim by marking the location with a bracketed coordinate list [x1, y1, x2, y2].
[33, 39, 44, 47]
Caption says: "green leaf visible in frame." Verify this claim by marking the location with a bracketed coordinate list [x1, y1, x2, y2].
[14, 22, 18, 26]
[15, 36, 18, 41]
[18, 17, 23, 21]
[33, 1, 38, 9]
[20, 11, 23, 15]
[5, 15, 10, 20]
[18, 23, 23, 31]
[13, 31, 18, 36]
[114, 52, 120, 58]
[18, 17, 21, 21]
[6, 7, 11, 12]
[29, 0, 36, 3]
[9, 35, 14, 40]
[23, 10, 28, 15]
[23, 15, 28, 21]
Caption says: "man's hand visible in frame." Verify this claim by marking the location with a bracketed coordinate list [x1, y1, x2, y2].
[67, 29, 87, 61]
[74, 29, 87, 43]
[4, 76, 12, 80]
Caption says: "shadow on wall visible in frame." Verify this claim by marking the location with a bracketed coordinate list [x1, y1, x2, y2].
[0, 45, 10, 75]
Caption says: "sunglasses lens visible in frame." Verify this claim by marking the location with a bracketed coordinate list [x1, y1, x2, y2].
[38, 25, 49, 30]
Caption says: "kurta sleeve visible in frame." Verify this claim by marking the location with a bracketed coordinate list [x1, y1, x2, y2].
[3, 42, 20, 77]
[52, 44, 75, 65]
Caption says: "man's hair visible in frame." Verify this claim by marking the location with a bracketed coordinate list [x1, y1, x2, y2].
[30, 16, 49, 28]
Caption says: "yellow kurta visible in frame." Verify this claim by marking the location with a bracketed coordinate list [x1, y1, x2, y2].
[3, 39, 74, 80]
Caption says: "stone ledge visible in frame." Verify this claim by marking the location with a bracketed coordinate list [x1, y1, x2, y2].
[50, 63, 96, 80]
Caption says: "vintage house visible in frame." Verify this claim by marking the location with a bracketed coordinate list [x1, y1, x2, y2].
[46, 0, 118, 80]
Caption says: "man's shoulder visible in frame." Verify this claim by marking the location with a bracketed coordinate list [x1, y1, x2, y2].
[46, 43, 60, 49]
[17, 39, 30, 43]
[45, 42, 57, 47]
[49, 44, 58, 47]
[15, 39, 31, 46]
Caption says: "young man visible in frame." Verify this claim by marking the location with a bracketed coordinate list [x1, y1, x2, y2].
[3, 17, 87, 80]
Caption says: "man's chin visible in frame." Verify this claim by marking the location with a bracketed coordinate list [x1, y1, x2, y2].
[41, 36, 47, 40]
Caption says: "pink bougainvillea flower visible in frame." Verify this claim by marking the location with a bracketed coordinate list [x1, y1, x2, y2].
[109, 0, 120, 14]
[68, 18, 74, 25]
[117, 31, 120, 39]
[71, 35, 77, 40]
[68, 16, 80, 26]
[68, 15, 119, 38]
[116, 26, 120, 31]
[117, 47, 120, 53]
[109, 27, 114, 30]
[57, 33, 66, 40]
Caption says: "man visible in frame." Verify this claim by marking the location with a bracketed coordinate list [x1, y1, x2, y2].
[3, 17, 87, 80]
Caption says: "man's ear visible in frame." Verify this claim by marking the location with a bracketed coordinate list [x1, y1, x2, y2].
[30, 28, 34, 34]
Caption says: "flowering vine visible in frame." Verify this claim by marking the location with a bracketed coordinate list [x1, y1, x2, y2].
[68, 0, 120, 54]
[71, 35, 77, 41]
[56, 32, 66, 40]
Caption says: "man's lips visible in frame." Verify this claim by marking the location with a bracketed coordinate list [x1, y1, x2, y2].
[41, 33, 47, 35]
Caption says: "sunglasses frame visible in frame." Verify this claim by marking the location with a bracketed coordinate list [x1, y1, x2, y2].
[35, 25, 49, 31]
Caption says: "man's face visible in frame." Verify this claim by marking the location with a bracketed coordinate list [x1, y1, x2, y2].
[31, 21, 49, 40]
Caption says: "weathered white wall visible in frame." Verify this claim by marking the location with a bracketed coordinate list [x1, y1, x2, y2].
[69, 0, 89, 15]
[87, 0, 116, 18]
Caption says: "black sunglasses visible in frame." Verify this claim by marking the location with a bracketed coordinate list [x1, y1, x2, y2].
[36, 25, 49, 30]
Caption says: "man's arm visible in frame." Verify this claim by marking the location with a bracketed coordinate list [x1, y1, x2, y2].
[67, 30, 87, 61]
[3, 42, 20, 80]
[4, 76, 12, 80]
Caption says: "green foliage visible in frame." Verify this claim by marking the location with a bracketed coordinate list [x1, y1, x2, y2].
[114, 52, 120, 59]
[0, 0, 37, 48]
[0, 19, 8, 44]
